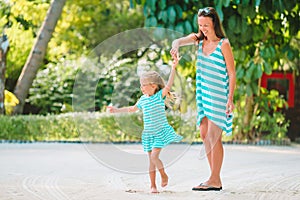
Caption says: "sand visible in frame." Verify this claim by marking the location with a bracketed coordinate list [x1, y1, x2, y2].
[0, 143, 299, 200]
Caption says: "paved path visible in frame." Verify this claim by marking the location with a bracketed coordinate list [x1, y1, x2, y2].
[0, 143, 300, 200]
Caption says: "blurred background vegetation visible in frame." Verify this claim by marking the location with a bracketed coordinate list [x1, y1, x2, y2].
[0, 0, 299, 143]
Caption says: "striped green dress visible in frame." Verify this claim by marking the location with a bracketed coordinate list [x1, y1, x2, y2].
[196, 39, 233, 136]
[136, 89, 183, 152]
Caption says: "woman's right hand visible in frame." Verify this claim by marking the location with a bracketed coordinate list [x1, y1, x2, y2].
[170, 34, 199, 59]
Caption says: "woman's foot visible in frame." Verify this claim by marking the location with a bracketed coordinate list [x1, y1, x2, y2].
[161, 174, 168, 187]
[192, 184, 222, 191]
[151, 187, 159, 193]
[192, 181, 222, 191]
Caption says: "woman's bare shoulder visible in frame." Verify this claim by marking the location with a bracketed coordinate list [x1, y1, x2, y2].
[222, 38, 231, 45]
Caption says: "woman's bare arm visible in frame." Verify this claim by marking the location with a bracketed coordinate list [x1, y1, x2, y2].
[170, 33, 199, 59]
[221, 39, 236, 114]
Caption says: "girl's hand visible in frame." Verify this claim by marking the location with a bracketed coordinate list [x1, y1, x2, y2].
[172, 57, 179, 68]
[172, 56, 181, 69]
[170, 42, 180, 60]
[107, 106, 116, 113]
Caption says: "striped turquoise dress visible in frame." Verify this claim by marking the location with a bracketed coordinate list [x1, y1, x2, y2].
[196, 39, 233, 136]
[136, 89, 183, 152]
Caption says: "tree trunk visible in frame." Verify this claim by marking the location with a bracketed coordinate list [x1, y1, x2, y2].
[0, 35, 9, 115]
[13, 0, 66, 114]
[0, 49, 5, 114]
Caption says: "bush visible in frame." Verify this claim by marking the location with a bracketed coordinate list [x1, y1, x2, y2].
[0, 112, 198, 143]
[0, 110, 291, 144]
[233, 87, 290, 142]
[28, 57, 138, 114]
[28, 59, 81, 114]
[0, 114, 79, 141]
[251, 88, 290, 140]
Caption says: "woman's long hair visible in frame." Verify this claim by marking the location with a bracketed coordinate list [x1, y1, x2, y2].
[194, 7, 226, 42]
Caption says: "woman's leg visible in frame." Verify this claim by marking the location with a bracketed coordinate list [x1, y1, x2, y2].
[151, 148, 168, 187]
[193, 117, 223, 189]
[199, 117, 212, 170]
[148, 152, 158, 193]
[204, 119, 223, 187]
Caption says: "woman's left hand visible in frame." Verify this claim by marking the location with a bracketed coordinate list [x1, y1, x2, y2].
[226, 100, 234, 115]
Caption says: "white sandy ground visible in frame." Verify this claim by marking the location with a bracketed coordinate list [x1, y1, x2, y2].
[0, 143, 300, 200]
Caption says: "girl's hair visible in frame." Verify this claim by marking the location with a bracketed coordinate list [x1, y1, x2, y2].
[140, 71, 176, 109]
[194, 7, 226, 42]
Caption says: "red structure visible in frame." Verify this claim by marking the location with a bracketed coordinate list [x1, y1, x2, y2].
[261, 72, 299, 142]
[261, 72, 295, 108]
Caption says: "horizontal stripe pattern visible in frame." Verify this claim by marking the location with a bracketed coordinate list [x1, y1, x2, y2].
[136, 89, 183, 151]
[196, 39, 233, 136]
[142, 126, 182, 152]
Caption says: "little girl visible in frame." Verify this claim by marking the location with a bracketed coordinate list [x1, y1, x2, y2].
[107, 57, 183, 193]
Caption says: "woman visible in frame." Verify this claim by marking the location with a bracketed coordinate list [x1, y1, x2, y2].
[170, 7, 236, 191]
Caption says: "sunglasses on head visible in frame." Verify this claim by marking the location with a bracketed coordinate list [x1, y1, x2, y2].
[198, 7, 211, 16]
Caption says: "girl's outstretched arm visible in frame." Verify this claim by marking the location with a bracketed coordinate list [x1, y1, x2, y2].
[107, 105, 138, 113]
[162, 58, 179, 98]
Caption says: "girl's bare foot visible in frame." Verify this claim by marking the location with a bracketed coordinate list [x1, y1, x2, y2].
[161, 174, 168, 187]
[151, 187, 159, 193]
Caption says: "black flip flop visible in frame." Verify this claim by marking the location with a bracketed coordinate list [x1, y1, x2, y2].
[192, 184, 222, 191]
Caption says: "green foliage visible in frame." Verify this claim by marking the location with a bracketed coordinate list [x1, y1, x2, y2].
[0, 0, 297, 144]
[233, 87, 290, 141]
[0, 0, 145, 113]
[251, 88, 290, 139]
[28, 56, 122, 114]
[5, 24, 34, 85]
[1, 0, 144, 91]
[0, 112, 197, 143]
[0, 0, 48, 90]
[137, 0, 200, 33]
[130, 0, 299, 141]
[49, 0, 144, 60]
[132, 0, 299, 88]
[0, 114, 79, 141]
[28, 52, 142, 114]
[0, 110, 289, 143]
[111, 68, 142, 108]
[28, 59, 77, 114]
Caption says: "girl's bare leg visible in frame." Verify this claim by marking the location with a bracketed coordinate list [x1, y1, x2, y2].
[151, 148, 168, 187]
[148, 152, 158, 193]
